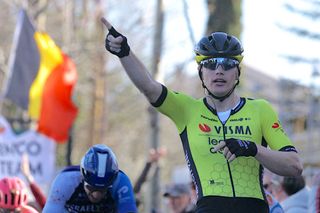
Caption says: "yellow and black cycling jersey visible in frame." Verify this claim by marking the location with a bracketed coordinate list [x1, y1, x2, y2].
[151, 85, 296, 210]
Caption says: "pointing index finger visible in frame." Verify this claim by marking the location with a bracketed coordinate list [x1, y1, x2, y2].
[101, 17, 112, 30]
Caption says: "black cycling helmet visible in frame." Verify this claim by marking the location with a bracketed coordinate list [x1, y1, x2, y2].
[81, 144, 119, 188]
[194, 32, 244, 64]
[195, 32, 244, 102]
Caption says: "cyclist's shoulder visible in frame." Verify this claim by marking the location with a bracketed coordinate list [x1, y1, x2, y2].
[244, 97, 270, 104]
[111, 170, 133, 189]
[60, 165, 80, 173]
[53, 165, 82, 187]
[58, 165, 81, 177]
[48, 171, 82, 203]
[244, 97, 273, 109]
[165, 86, 200, 101]
[116, 170, 131, 182]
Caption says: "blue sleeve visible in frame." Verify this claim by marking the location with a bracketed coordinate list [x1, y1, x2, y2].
[43, 169, 82, 213]
[111, 171, 138, 213]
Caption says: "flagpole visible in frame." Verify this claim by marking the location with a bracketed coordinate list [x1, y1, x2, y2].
[66, 126, 73, 166]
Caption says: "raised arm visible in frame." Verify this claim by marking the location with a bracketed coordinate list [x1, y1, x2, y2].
[101, 17, 162, 103]
[134, 148, 166, 193]
[21, 154, 46, 209]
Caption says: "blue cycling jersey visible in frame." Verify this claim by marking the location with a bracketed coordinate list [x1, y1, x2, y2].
[43, 165, 137, 213]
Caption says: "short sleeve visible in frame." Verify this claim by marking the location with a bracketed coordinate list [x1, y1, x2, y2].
[153, 86, 194, 133]
[259, 100, 295, 151]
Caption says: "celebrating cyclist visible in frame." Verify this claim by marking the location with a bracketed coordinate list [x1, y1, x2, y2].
[101, 17, 303, 213]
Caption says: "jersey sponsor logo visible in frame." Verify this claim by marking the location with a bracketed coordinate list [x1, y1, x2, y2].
[209, 179, 223, 185]
[66, 204, 105, 212]
[198, 124, 252, 136]
[208, 137, 223, 154]
[271, 121, 287, 135]
[272, 122, 280, 128]
[117, 185, 132, 203]
[214, 125, 252, 135]
[229, 117, 251, 122]
[199, 123, 211, 132]
[208, 137, 219, 146]
[200, 115, 218, 122]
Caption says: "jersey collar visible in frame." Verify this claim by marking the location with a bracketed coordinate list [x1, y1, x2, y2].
[203, 97, 246, 115]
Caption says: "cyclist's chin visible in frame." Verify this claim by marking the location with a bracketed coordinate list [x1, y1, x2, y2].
[88, 194, 103, 203]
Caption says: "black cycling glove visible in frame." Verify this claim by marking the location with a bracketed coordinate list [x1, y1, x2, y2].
[105, 27, 130, 58]
[225, 138, 257, 157]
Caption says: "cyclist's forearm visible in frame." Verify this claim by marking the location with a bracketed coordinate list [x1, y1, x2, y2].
[120, 52, 162, 103]
[255, 145, 303, 176]
[30, 182, 47, 208]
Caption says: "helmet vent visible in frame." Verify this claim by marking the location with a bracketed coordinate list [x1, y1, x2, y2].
[17, 194, 21, 206]
[223, 38, 231, 51]
[200, 44, 209, 51]
[11, 192, 15, 205]
[194, 32, 243, 62]
[81, 144, 119, 188]
[231, 44, 239, 51]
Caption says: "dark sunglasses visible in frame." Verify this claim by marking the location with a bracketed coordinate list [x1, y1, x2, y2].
[84, 182, 108, 193]
[200, 57, 239, 71]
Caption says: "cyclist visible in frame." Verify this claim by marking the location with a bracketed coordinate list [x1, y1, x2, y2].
[0, 177, 39, 213]
[101, 18, 303, 213]
[43, 144, 137, 213]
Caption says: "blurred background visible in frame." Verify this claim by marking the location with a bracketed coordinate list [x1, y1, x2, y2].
[0, 0, 319, 212]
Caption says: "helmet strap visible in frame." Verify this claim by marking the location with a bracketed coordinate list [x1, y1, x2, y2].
[204, 83, 237, 102]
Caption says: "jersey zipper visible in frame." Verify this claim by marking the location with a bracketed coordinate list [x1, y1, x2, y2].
[221, 119, 236, 197]
[205, 97, 244, 198]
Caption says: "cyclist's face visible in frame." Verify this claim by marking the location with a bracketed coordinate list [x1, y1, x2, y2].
[201, 59, 239, 96]
[84, 183, 108, 203]
[167, 195, 191, 213]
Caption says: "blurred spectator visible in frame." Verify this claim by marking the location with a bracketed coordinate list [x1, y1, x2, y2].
[189, 182, 197, 206]
[263, 169, 275, 194]
[133, 147, 166, 209]
[308, 171, 320, 213]
[265, 190, 284, 213]
[20, 154, 47, 210]
[0, 177, 39, 213]
[171, 165, 197, 205]
[163, 183, 196, 213]
[272, 175, 308, 213]
[263, 169, 284, 213]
